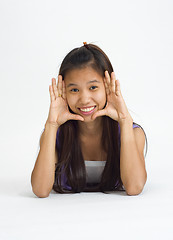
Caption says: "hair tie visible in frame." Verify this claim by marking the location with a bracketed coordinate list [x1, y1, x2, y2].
[83, 42, 89, 49]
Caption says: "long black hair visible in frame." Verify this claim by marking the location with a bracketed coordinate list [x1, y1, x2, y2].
[53, 43, 148, 194]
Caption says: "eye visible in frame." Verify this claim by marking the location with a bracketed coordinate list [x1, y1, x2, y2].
[70, 88, 79, 92]
[90, 86, 98, 90]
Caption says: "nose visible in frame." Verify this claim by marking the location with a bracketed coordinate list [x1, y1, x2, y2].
[78, 90, 91, 105]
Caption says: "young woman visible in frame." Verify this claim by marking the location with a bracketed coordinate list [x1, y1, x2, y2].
[31, 42, 148, 198]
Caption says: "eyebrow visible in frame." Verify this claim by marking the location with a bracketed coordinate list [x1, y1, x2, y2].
[67, 80, 101, 88]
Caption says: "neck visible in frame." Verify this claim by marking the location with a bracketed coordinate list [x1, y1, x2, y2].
[78, 117, 103, 138]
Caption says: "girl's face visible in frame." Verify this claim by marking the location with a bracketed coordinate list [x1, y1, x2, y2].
[64, 67, 107, 122]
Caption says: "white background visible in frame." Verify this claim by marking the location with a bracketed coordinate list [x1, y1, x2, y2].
[0, 0, 173, 239]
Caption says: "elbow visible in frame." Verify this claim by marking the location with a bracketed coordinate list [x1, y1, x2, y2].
[125, 175, 147, 196]
[32, 188, 50, 198]
[31, 175, 52, 198]
[31, 184, 50, 198]
[126, 186, 144, 196]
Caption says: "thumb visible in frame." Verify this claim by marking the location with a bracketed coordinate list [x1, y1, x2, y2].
[91, 109, 107, 120]
[70, 113, 84, 122]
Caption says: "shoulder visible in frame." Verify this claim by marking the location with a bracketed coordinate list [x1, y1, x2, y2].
[133, 127, 145, 144]
[118, 121, 146, 156]
[133, 124, 146, 158]
[118, 122, 144, 133]
[132, 123, 146, 143]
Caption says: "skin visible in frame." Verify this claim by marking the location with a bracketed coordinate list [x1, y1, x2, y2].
[48, 66, 145, 144]
[64, 67, 107, 137]
[48, 66, 131, 129]
[64, 67, 133, 137]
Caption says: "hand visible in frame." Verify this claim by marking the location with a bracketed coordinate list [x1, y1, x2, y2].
[91, 70, 132, 124]
[47, 75, 84, 127]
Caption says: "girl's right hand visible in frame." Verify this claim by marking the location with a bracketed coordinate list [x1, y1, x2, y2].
[46, 75, 84, 127]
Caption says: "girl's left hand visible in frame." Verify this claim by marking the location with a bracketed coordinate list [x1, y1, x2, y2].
[91, 70, 132, 123]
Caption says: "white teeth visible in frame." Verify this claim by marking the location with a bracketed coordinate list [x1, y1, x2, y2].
[80, 106, 95, 112]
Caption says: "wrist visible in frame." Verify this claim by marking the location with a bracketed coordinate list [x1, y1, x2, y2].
[118, 115, 133, 128]
[45, 120, 60, 130]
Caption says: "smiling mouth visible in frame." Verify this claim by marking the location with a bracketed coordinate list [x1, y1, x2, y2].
[78, 106, 96, 114]
[78, 106, 96, 112]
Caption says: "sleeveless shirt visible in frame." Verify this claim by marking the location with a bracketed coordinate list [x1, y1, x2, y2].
[53, 122, 142, 191]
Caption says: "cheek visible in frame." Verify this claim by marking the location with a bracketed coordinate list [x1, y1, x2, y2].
[97, 89, 106, 101]
[65, 93, 70, 104]
[99, 90, 107, 107]
[66, 94, 76, 107]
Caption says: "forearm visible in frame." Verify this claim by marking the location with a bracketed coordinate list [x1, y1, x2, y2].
[31, 122, 59, 197]
[119, 118, 147, 194]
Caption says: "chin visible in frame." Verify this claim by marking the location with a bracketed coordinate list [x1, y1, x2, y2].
[79, 116, 90, 121]
[83, 116, 96, 122]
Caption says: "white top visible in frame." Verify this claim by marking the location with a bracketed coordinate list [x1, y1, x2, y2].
[84, 160, 106, 184]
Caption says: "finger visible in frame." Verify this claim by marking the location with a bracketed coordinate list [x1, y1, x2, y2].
[110, 72, 116, 93]
[92, 109, 107, 120]
[103, 77, 110, 95]
[115, 79, 121, 96]
[105, 70, 112, 94]
[52, 78, 59, 98]
[57, 75, 63, 97]
[49, 85, 56, 102]
[70, 114, 84, 122]
[62, 80, 66, 99]
[105, 70, 111, 85]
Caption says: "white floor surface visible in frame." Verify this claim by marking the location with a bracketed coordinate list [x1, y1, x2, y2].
[0, 169, 173, 240]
